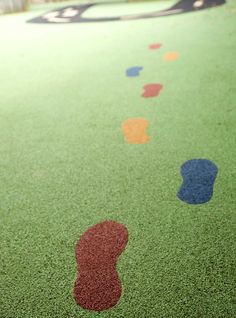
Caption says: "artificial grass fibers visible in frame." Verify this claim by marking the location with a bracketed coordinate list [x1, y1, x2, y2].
[0, 0, 236, 317]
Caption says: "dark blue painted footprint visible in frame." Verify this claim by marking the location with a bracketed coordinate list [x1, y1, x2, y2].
[177, 159, 218, 204]
[126, 66, 143, 77]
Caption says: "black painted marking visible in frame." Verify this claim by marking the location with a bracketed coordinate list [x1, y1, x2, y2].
[28, 0, 226, 24]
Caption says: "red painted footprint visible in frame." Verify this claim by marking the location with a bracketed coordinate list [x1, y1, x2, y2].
[149, 43, 162, 50]
[74, 220, 128, 311]
[142, 83, 163, 98]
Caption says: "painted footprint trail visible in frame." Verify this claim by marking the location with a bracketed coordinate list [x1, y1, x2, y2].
[177, 159, 218, 204]
[74, 220, 128, 311]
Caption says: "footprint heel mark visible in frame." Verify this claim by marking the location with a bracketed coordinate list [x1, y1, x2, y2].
[126, 66, 143, 77]
[74, 220, 128, 311]
[142, 83, 163, 98]
[122, 118, 150, 144]
[177, 159, 218, 204]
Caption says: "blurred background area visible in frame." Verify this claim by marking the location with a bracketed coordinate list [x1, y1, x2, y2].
[0, 0, 156, 14]
[0, 0, 74, 14]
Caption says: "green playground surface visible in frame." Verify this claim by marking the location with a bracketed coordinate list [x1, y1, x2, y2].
[0, 1, 236, 317]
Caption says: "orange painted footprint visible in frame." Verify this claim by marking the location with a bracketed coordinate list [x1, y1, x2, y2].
[74, 220, 128, 311]
[164, 52, 179, 61]
[122, 118, 150, 144]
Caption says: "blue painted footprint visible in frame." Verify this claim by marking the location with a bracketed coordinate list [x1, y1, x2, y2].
[177, 159, 218, 204]
[126, 66, 143, 77]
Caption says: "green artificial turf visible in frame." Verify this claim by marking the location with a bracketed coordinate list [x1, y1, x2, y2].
[0, 1, 236, 317]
